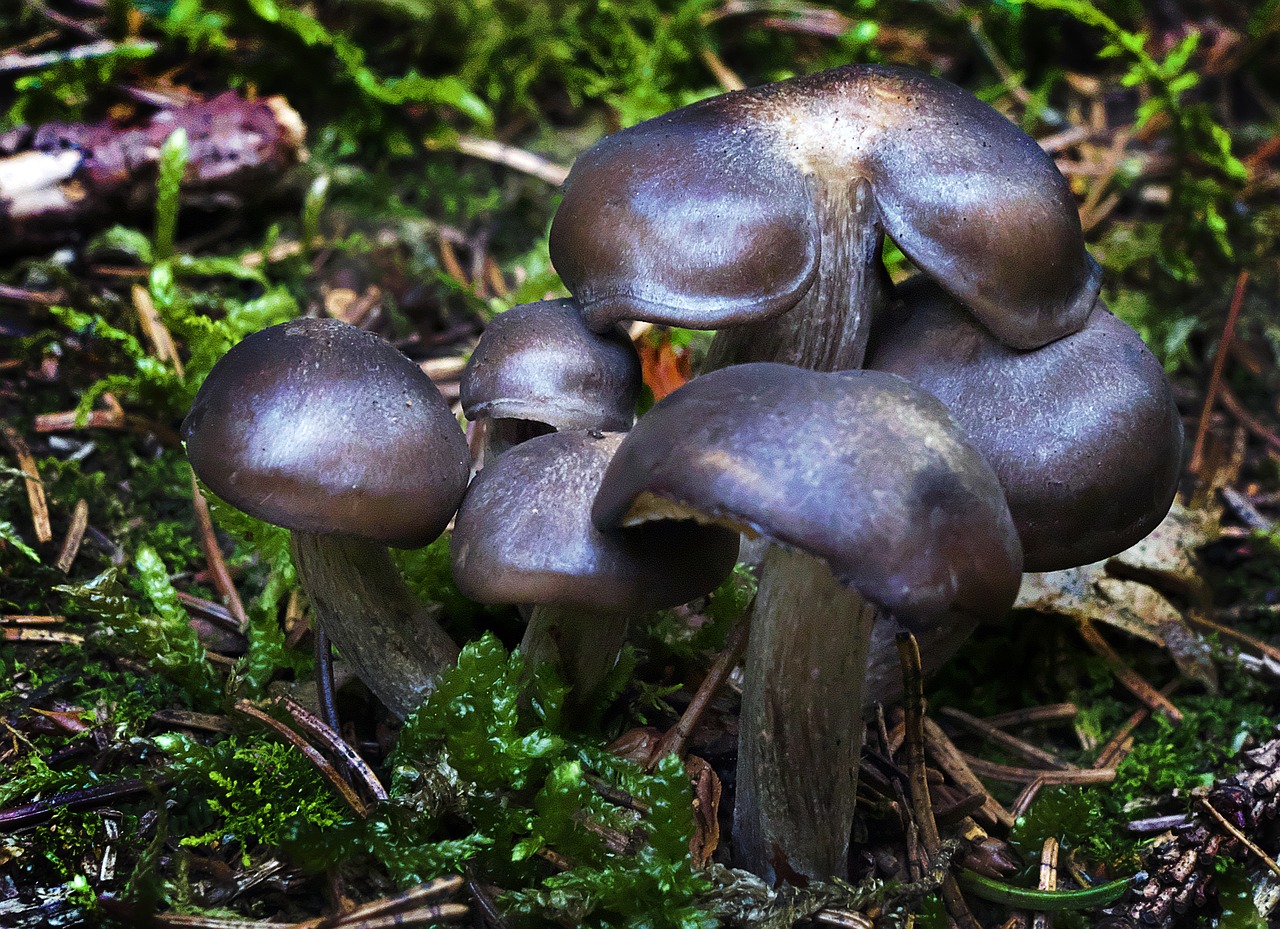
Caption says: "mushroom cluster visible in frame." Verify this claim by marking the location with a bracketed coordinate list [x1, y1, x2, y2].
[184, 62, 1183, 888]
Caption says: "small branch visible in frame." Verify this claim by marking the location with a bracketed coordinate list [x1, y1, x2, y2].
[981, 704, 1078, 729]
[231, 699, 371, 818]
[443, 135, 570, 186]
[647, 601, 752, 769]
[273, 695, 388, 805]
[921, 717, 1015, 830]
[939, 707, 1075, 771]
[1076, 620, 1183, 723]
[54, 498, 89, 572]
[1188, 270, 1250, 476]
[190, 469, 248, 630]
[896, 632, 981, 929]
[1, 423, 52, 543]
[962, 755, 1117, 786]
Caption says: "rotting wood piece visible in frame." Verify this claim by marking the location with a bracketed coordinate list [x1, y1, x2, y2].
[0, 91, 305, 254]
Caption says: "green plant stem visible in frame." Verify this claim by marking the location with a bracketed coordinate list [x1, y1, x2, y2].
[957, 870, 1132, 911]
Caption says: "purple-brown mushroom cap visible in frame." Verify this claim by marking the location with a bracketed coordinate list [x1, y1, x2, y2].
[183, 317, 470, 549]
[592, 363, 1023, 628]
[868, 278, 1183, 571]
[550, 64, 1098, 348]
[460, 298, 642, 433]
[452, 430, 739, 613]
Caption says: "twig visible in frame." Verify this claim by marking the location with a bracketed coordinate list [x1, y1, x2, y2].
[939, 707, 1075, 771]
[1010, 776, 1047, 820]
[0, 777, 164, 828]
[190, 469, 248, 630]
[132, 284, 185, 378]
[921, 717, 1015, 830]
[443, 135, 570, 186]
[1184, 611, 1280, 664]
[231, 700, 372, 818]
[54, 498, 89, 573]
[1094, 681, 1181, 769]
[1188, 270, 1250, 476]
[1032, 837, 1059, 929]
[273, 695, 388, 805]
[1, 423, 52, 543]
[700, 46, 746, 91]
[0, 614, 65, 624]
[896, 633, 981, 929]
[981, 704, 1078, 729]
[1218, 382, 1280, 458]
[1076, 620, 1183, 723]
[647, 601, 752, 769]
[2, 628, 85, 645]
[315, 627, 342, 734]
[962, 755, 1117, 786]
[1196, 797, 1280, 880]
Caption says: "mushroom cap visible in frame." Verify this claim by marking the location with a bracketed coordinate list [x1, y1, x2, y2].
[592, 363, 1023, 628]
[451, 430, 739, 612]
[550, 64, 1098, 348]
[460, 298, 642, 432]
[183, 317, 470, 548]
[868, 278, 1183, 571]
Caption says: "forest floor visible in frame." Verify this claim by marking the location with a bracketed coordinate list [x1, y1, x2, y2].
[2, 2, 1279, 927]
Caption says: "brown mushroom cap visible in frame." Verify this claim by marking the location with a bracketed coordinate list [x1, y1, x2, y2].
[868, 278, 1183, 571]
[183, 317, 470, 548]
[592, 363, 1023, 627]
[451, 430, 739, 613]
[550, 64, 1098, 348]
[460, 298, 642, 432]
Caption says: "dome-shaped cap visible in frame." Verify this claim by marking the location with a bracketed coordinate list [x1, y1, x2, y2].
[592, 363, 1023, 628]
[460, 299, 642, 432]
[868, 278, 1183, 571]
[183, 317, 470, 548]
[451, 430, 739, 613]
[550, 64, 1098, 348]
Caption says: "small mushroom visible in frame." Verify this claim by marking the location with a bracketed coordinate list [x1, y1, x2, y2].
[868, 277, 1184, 572]
[592, 363, 1022, 881]
[183, 317, 470, 718]
[550, 64, 1099, 372]
[451, 429, 738, 721]
[461, 298, 641, 459]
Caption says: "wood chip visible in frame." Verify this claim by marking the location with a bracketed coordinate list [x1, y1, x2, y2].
[55, 498, 89, 573]
[1, 423, 51, 543]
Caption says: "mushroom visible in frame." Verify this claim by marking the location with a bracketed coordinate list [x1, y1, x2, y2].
[460, 298, 641, 460]
[451, 429, 738, 721]
[592, 363, 1022, 881]
[549, 64, 1100, 372]
[868, 277, 1184, 571]
[855, 278, 1183, 707]
[183, 317, 470, 718]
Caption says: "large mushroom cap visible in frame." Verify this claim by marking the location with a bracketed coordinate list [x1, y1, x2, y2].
[592, 363, 1023, 627]
[550, 64, 1097, 348]
[451, 430, 739, 613]
[868, 278, 1184, 571]
[183, 317, 470, 548]
[460, 298, 642, 432]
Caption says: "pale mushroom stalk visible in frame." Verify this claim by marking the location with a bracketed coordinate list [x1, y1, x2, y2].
[734, 546, 878, 879]
[291, 532, 460, 718]
[519, 605, 632, 706]
[705, 178, 889, 372]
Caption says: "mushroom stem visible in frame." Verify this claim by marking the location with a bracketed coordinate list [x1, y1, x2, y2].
[705, 177, 888, 372]
[520, 605, 630, 719]
[734, 545, 876, 882]
[291, 531, 460, 719]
